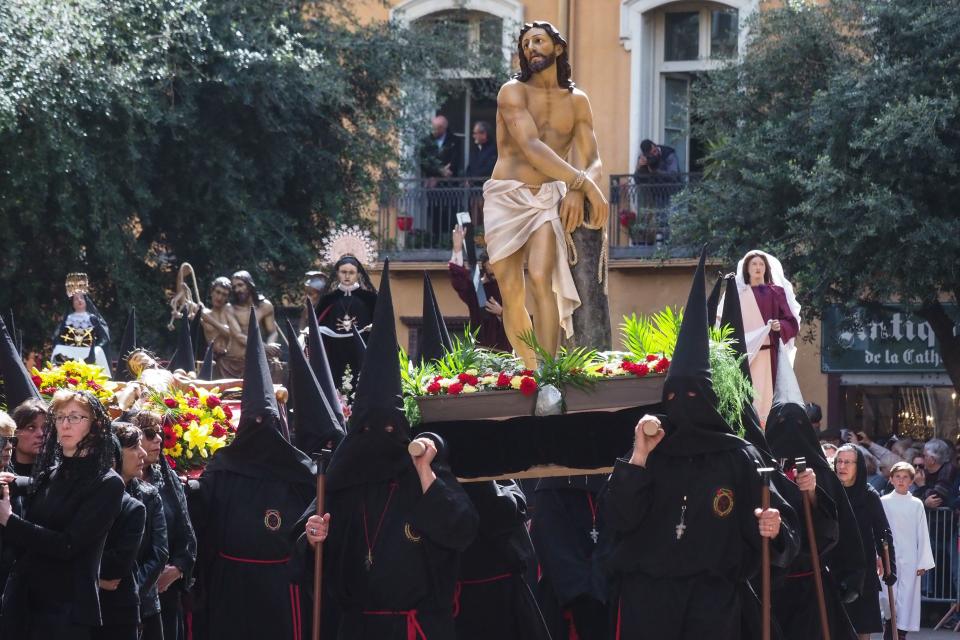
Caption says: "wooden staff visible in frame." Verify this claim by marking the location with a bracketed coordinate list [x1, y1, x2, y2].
[796, 457, 831, 640]
[758, 466, 774, 640]
[883, 540, 897, 638]
[312, 450, 332, 640]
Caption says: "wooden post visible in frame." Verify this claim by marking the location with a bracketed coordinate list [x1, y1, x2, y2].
[796, 457, 831, 640]
[758, 466, 773, 640]
[312, 450, 332, 640]
[883, 540, 897, 638]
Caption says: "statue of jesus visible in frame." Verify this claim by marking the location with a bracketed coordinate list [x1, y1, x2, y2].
[485, 21, 609, 368]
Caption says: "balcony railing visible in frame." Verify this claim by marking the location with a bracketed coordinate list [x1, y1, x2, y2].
[607, 173, 701, 258]
[375, 173, 701, 260]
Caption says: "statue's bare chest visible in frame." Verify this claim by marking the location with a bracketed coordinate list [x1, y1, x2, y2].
[525, 88, 575, 144]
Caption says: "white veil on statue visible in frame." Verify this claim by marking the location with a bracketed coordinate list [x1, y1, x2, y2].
[717, 249, 802, 366]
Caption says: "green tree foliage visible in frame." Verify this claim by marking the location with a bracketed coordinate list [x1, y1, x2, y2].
[675, 0, 960, 389]
[0, 0, 502, 352]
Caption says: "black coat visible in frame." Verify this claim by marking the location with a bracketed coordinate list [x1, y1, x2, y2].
[299, 469, 478, 640]
[604, 444, 800, 639]
[419, 133, 461, 178]
[146, 461, 197, 592]
[842, 447, 895, 634]
[135, 480, 169, 618]
[190, 422, 316, 640]
[1, 458, 125, 633]
[456, 481, 550, 640]
[99, 492, 147, 626]
[465, 143, 497, 180]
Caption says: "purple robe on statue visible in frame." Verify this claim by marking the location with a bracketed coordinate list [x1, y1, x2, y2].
[748, 284, 799, 420]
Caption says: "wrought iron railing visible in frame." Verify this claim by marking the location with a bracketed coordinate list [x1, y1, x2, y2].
[375, 173, 702, 260]
[377, 177, 485, 260]
[607, 172, 701, 257]
[923, 507, 957, 603]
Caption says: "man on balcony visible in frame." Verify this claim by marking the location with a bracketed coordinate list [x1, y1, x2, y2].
[484, 21, 609, 369]
[419, 114, 461, 246]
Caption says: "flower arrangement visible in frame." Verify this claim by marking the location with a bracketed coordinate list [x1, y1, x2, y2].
[31, 360, 117, 405]
[420, 369, 539, 397]
[140, 386, 235, 470]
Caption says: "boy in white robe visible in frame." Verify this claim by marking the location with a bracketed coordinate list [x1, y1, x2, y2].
[881, 461, 935, 639]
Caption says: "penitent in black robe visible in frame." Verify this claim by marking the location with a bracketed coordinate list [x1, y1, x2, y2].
[315, 289, 377, 389]
[190, 422, 316, 640]
[299, 467, 477, 640]
[455, 481, 550, 640]
[766, 403, 865, 640]
[604, 418, 799, 640]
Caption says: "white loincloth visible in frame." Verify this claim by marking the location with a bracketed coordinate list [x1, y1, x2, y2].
[482, 179, 581, 339]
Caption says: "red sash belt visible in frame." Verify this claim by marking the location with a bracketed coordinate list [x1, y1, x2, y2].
[452, 572, 513, 617]
[787, 570, 815, 578]
[361, 609, 427, 640]
[218, 551, 291, 564]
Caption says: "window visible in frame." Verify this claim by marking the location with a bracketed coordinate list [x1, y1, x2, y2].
[664, 12, 699, 61]
[710, 8, 739, 59]
[652, 4, 740, 171]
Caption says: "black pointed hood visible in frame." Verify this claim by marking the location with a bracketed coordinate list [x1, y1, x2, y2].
[418, 272, 451, 363]
[0, 316, 41, 409]
[168, 313, 196, 374]
[327, 260, 412, 491]
[116, 308, 137, 382]
[284, 320, 345, 455]
[240, 307, 278, 423]
[305, 303, 345, 428]
[5, 310, 21, 358]
[199, 342, 216, 380]
[657, 246, 746, 456]
[719, 275, 753, 382]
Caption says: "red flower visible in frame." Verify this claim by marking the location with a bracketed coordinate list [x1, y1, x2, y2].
[520, 369, 534, 377]
[496, 373, 511, 388]
[66, 377, 79, 386]
[165, 455, 177, 469]
[426, 382, 441, 394]
[205, 395, 221, 408]
[41, 386, 57, 395]
[211, 423, 227, 438]
[31, 375, 42, 387]
[654, 357, 670, 374]
[457, 373, 479, 386]
[222, 404, 234, 419]
[87, 380, 101, 391]
[447, 382, 464, 395]
[162, 427, 178, 448]
[632, 363, 650, 377]
[618, 209, 637, 227]
[519, 376, 537, 397]
[645, 354, 658, 362]
[163, 397, 178, 408]
[186, 396, 200, 408]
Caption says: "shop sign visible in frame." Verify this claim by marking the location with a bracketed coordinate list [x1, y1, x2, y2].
[821, 304, 959, 373]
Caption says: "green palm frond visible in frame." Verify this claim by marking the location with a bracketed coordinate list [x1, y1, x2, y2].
[620, 306, 683, 360]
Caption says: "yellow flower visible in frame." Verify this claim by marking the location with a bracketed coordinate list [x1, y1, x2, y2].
[510, 376, 523, 390]
[212, 406, 226, 420]
[171, 443, 183, 457]
[173, 424, 184, 437]
[463, 384, 478, 393]
[465, 368, 479, 376]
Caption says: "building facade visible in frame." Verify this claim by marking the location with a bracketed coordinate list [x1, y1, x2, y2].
[352, 0, 960, 442]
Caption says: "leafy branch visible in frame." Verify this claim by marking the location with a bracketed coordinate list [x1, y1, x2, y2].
[708, 324, 754, 436]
